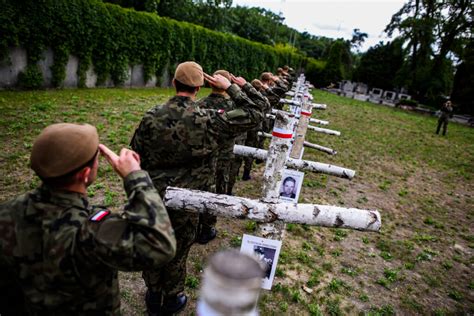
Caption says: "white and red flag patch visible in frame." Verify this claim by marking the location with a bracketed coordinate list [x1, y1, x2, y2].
[90, 210, 110, 222]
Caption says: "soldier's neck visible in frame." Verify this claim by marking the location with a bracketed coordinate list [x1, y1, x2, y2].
[58, 183, 87, 196]
[176, 92, 197, 100]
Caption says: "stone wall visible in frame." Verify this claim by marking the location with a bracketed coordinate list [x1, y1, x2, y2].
[0, 47, 170, 89]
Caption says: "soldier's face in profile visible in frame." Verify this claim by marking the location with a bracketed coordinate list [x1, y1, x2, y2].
[86, 154, 100, 187]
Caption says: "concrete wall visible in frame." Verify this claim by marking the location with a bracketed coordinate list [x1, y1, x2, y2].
[0, 47, 170, 89]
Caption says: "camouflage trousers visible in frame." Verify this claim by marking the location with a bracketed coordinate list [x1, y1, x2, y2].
[142, 210, 199, 297]
[243, 129, 263, 174]
[228, 155, 243, 195]
[200, 156, 233, 228]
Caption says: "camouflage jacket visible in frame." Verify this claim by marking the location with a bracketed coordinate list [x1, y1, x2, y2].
[439, 104, 453, 120]
[262, 87, 282, 110]
[131, 84, 266, 195]
[0, 171, 176, 315]
[196, 84, 270, 159]
[196, 92, 237, 162]
[273, 79, 289, 96]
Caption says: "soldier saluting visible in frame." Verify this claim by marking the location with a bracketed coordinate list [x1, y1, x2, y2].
[0, 123, 176, 315]
[131, 61, 266, 315]
[196, 69, 270, 242]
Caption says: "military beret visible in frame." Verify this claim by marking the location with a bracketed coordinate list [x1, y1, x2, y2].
[174, 61, 204, 87]
[30, 123, 99, 178]
[213, 69, 231, 81]
[260, 72, 272, 81]
[251, 79, 263, 90]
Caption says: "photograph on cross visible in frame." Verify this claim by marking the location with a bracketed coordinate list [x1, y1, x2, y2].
[240, 234, 282, 290]
[278, 169, 305, 203]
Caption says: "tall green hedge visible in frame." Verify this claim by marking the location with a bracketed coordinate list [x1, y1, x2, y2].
[1, 0, 323, 88]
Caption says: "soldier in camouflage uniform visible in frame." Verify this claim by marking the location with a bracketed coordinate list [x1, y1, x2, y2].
[195, 70, 243, 243]
[282, 65, 296, 83]
[436, 99, 454, 136]
[0, 123, 176, 315]
[130, 61, 267, 315]
[237, 73, 290, 181]
[227, 79, 274, 189]
[261, 72, 289, 103]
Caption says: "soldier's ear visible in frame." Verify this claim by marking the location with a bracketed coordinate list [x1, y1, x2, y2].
[77, 167, 92, 185]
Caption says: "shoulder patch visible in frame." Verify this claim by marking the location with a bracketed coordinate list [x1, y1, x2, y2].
[90, 210, 110, 222]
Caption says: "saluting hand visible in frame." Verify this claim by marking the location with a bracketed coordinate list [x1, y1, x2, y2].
[204, 73, 231, 90]
[230, 74, 246, 87]
[99, 144, 141, 179]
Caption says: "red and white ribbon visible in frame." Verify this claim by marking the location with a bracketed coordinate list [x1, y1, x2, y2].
[272, 127, 293, 139]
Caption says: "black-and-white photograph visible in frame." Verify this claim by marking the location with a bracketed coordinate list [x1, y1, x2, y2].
[253, 245, 276, 280]
[240, 234, 282, 290]
[279, 169, 304, 203]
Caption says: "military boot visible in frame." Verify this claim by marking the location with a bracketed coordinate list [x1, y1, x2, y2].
[242, 169, 251, 181]
[197, 226, 217, 244]
[145, 290, 162, 316]
[161, 293, 188, 315]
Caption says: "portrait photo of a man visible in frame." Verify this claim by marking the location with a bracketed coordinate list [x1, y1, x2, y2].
[280, 176, 296, 198]
[278, 169, 304, 203]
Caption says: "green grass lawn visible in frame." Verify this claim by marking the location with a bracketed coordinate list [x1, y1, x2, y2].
[1, 88, 473, 315]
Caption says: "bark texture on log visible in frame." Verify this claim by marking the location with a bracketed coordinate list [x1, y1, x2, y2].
[310, 118, 329, 125]
[261, 111, 292, 203]
[233, 145, 354, 179]
[290, 102, 312, 159]
[308, 125, 341, 136]
[163, 187, 381, 232]
[269, 110, 329, 125]
[311, 103, 327, 110]
[303, 141, 337, 155]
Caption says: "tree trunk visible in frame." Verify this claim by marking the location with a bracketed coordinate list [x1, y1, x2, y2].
[307, 125, 341, 136]
[233, 145, 355, 179]
[290, 102, 312, 159]
[163, 187, 381, 232]
[258, 132, 336, 155]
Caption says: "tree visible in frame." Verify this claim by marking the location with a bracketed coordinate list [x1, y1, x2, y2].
[451, 41, 474, 115]
[350, 28, 367, 51]
[353, 39, 405, 90]
[385, 0, 473, 105]
[102, 0, 160, 12]
[321, 40, 352, 86]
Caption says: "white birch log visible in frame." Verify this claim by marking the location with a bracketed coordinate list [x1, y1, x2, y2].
[269, 110, 329, 125]
[310, 118, 329, 125]
[233, 145, 354, 179]
[260, 111, 294, 238]
[307, 125, 341, 136]
[311, 103, 327, 110]
[258, 132, 337, 155]
[279, 98, 301, 106]
[261, 111, 292, 202]
[303, 141, 337, 155]
[163, 187, 381, 232]
[257, 131, 336, 155]
[290, 102, 312, 159]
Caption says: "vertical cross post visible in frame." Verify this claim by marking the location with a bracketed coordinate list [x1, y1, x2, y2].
[259, 111, 293, 239]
